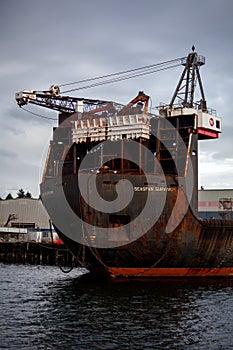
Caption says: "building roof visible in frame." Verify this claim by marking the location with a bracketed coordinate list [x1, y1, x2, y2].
[0, 198, 50, 229]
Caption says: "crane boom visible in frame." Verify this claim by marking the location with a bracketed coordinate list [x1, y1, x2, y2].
[117, 91, 150, 116]
[15, 85, 113, 114]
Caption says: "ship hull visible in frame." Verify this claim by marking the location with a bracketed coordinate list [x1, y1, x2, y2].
[104, 267, 233, 278]
[41, 174, 233, 278]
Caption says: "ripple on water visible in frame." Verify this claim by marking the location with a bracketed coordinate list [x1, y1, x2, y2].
[0, 265, 233, 349]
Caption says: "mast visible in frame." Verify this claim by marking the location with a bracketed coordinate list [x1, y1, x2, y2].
[169, 46, 207, 111]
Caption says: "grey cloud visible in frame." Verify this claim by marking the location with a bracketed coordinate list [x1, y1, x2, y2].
[0, 149, 18, 159]
[1, 0, 233, 197]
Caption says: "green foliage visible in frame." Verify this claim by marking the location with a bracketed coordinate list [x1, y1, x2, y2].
[4, 189, 33, 200]
[5, 193, 13, 200]
[17, 188, 25, 198]
[16, 189, 32, 198]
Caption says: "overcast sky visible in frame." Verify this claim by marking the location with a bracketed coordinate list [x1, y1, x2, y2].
[0, 0, 233, 199]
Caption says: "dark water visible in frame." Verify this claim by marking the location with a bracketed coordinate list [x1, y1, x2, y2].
[0, 265, 233, 350]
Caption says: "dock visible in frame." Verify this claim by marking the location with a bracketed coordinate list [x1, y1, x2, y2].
[0, 242, 78, 267]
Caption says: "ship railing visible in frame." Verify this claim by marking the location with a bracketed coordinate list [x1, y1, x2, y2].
[158, 102, 217, 116]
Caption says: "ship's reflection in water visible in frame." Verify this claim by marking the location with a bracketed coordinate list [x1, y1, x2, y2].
[1, 265, 233, 350]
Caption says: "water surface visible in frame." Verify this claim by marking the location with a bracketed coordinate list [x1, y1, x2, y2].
[0, 264, 233, 349]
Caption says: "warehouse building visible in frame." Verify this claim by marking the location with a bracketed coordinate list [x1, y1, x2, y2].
[0, 198, 50, 229]
[0, 198, 56, 242]
[198, 189, 233, 219]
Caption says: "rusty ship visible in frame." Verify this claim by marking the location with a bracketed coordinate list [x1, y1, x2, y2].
[16, 48, 233, 278]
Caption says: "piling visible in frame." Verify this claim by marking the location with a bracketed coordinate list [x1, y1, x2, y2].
[0, 242, 78, 267]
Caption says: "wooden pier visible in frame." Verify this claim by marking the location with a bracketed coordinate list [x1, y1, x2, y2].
[0, 242, 78, 267]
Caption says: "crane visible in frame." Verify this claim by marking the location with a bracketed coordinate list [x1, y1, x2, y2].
[15, 48, 207, 117]
[117, 91, 150, 116]
[15, 85, 149, 119]
[15, 85, 113, 114]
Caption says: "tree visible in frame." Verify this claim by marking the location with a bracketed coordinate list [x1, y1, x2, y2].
[5, 193, 13, 200]
[17, 188, 25, 198]
[16, 188, 32, 199]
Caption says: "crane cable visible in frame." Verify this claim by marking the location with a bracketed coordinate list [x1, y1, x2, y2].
[20, 106, 58, 121]
[59, 57, 184, 94]
[20, 56, 185, 121]
[59, 57, 183, 88]
[61, 63, 181, 94]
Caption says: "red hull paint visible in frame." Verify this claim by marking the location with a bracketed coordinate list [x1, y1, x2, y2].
[108, 267, 233, 278]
